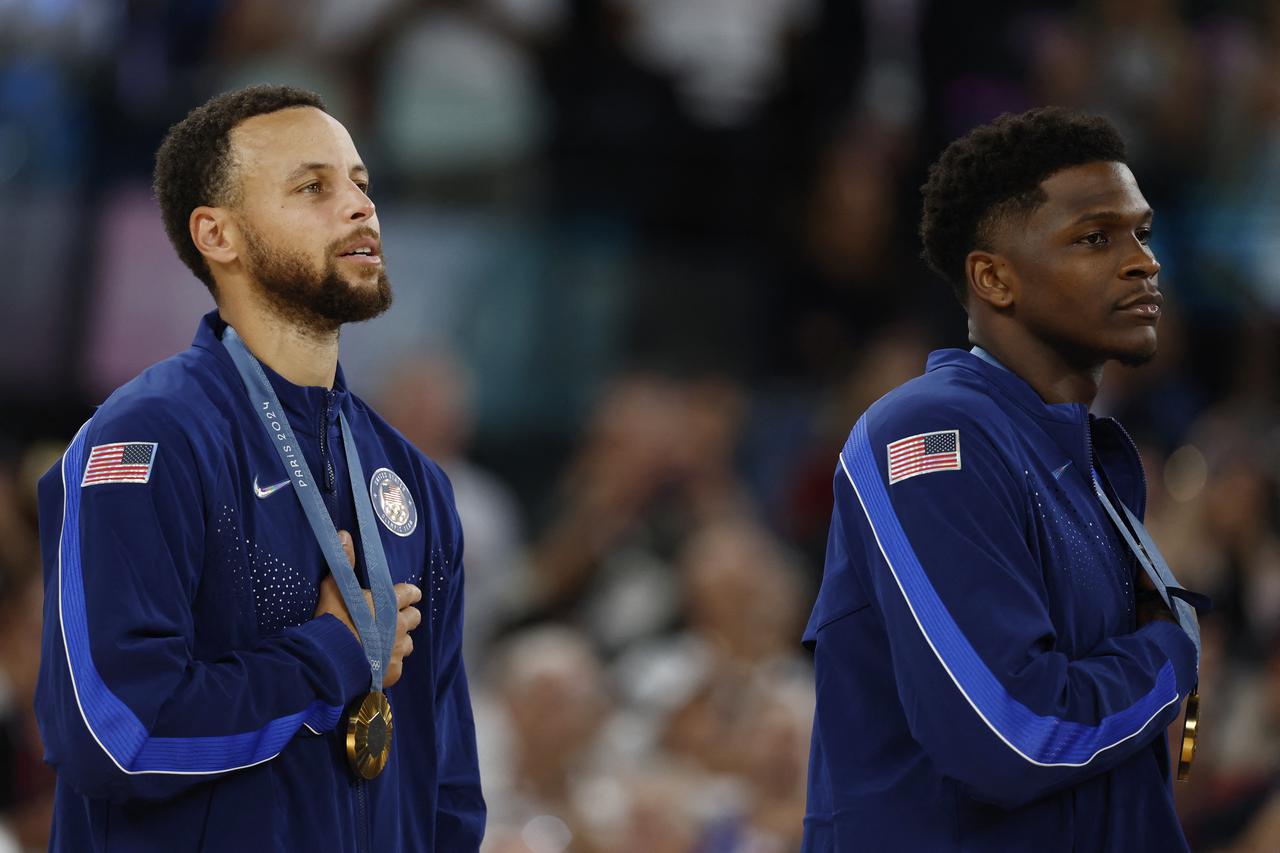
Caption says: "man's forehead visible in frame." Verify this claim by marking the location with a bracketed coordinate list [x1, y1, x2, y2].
[1038, 161, 1149, 218]
[229, 106, 361, 175]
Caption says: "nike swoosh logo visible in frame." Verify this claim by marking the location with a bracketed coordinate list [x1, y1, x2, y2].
[1052, 460, 1073, 480]
[253, 475, 292, 499]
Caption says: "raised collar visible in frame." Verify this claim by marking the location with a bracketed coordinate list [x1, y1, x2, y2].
[192, 310, 349, 437]
[927, 348, 1087, 425]
[926, 348, 1146, 509]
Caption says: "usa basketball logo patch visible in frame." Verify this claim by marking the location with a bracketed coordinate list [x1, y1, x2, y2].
[369, 468, 417, 537]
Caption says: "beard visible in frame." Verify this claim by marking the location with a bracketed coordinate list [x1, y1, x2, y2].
[241, 224, 392, 336]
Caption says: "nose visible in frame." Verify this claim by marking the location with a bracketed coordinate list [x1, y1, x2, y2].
[344, 180, 375, 222]
[1122, 237, 1160, 280]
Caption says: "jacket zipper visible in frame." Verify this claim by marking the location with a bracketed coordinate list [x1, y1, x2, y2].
[319, 391, 337, 494]
[1097, 415, 1148, 501]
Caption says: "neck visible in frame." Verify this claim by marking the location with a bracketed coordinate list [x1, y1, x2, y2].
[970, 321, 1103, 407]
[217, 285, 339, 389]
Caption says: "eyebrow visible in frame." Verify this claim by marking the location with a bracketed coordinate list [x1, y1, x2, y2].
[1066, 208, 1154, 228]
[283, 162, 369, 184]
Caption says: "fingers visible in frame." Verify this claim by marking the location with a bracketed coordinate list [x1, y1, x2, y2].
[321, 571, 421, 691]
[393, 605, 420, 655]
[337, 529, 356, 568]
[383, 606, 420, 690]
[391, 619, 416, 666]
[348, 586, 416, 623]
[394, 583, 422, 610]
[313, 575, 361, 639]
[398, 603, 422, 634]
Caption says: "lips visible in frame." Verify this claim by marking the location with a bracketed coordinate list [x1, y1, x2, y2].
[1116, 291, 1163, 311]
[1115, 291, 1163, 319]
[336, 234, 382, 263]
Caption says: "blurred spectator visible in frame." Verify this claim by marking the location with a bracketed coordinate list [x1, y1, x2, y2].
[765, 124, 939, 386]
[0, 570, 51, 853]
[376, 352, 530, 663]
[528, 374, 753, 653]
[1194, 3, 1280, 315]
[617, 0, 817, 129]
[769, 324, 935, 569]
[615, 519, 812, 849]
[477, 626, 613, 852]
[376, 2, 547, 187]
[0, 450, 56, 852]
[1071, 0, 1203, 189]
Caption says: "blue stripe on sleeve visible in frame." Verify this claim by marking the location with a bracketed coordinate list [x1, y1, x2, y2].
[57, 423, 345, 776]
[843, 416, 1179, 768]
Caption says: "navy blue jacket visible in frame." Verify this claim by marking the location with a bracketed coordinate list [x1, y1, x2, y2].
[802, 349, 1198, 852]
[35, 312, 484, 851]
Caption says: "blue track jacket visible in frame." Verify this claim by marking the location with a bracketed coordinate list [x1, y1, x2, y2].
[35, 312, 485, 851]
[802, 349, 1198, 852]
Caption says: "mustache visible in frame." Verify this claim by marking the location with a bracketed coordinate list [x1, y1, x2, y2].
[327, 226, 382, 256]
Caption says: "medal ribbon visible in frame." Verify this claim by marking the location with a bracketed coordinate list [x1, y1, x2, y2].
[1091, 459, 1207, 780]
[1091, 460, 1204, 659]
[222, 327, 397, 691]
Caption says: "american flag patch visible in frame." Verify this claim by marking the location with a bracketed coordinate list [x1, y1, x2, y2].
[81, 442, 158, 486]
[887, 430, 961, 484]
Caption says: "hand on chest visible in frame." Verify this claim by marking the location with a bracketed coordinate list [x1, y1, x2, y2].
[234, 438, 430, 634]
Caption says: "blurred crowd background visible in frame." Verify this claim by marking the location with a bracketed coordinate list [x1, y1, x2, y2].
[3, 0, 1280, 850]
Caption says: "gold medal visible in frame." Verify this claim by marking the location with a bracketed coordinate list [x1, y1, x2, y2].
[346, 691, 393, 779]
[1176, 688, 1198, 781]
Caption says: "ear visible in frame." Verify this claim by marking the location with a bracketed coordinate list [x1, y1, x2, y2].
[189, 206, 239, 267]
[965, 249, 1016, 310]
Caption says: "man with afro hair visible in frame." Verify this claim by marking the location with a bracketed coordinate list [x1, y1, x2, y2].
[801, 107, 1203, 851]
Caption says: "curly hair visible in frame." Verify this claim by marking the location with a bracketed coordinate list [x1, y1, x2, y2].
[919, 107, 1127, 306]
[153, 84, 327, 294]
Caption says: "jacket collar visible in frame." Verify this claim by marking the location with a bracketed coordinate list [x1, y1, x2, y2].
[928, 348, 1086, 425]
[926, 349, 1146, 510]
[192, 310, 349, 437]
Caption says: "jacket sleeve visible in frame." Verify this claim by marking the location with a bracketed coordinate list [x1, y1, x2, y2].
[835, 404, 1198, 809]
[430, 505, 486, 848]
[34, 401, 371, 803]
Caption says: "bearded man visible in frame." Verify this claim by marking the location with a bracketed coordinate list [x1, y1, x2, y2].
[34, 85, 484, 851]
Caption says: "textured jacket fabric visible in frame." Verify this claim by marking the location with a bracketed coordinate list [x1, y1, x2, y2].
[802, 349, 1198, 852]
[36, 311, 484, 851]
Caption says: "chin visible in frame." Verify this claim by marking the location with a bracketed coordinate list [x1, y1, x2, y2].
[344, 269, 384, 288]
[1111, 333, 1159, 368]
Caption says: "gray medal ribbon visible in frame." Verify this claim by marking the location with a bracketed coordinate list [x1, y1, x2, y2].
[1091, 466, 1201, 661]
[222, 327, 397, 691]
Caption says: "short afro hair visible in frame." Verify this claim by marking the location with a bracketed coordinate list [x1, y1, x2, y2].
[919, 106, 1127, 306]
[153, 84, 327, 294]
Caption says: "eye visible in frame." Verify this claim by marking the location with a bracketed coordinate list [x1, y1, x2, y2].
[1078, 232, 1108, 247]
[355, 181, 371, 196]
[301, 181, 323, 194]
[1136, 226, 1152, 245]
